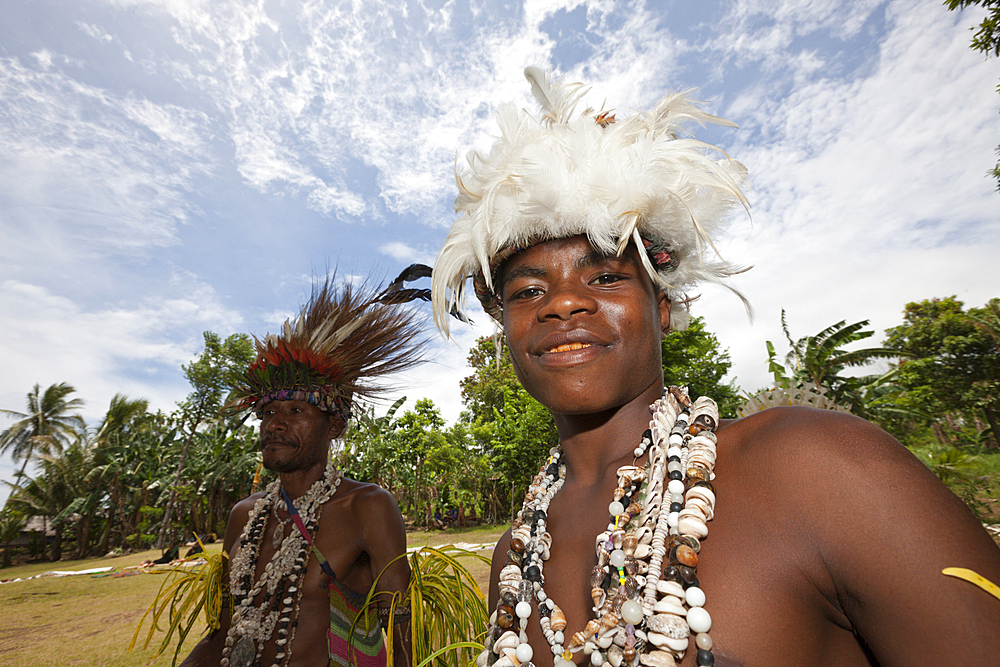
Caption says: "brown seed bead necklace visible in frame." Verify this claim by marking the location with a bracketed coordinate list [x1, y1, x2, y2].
[479, 388, 719, 667]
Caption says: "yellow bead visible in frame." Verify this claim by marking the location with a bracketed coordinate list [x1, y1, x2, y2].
[563, 651, 573, 661]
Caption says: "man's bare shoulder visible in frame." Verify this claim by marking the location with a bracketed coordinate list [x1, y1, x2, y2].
[714, 406, 949, 536]
[712, 407, 1000, 664]
[232, 491, 268, 512]
[227, 491, 267, 525]
[330, 477, 400, 515]
[322, 477, 406, 553]
[222, 492, 268, 548]
[718, 405, 911, 471]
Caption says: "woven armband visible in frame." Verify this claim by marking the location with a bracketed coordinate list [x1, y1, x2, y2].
[377, 605, 411, 625]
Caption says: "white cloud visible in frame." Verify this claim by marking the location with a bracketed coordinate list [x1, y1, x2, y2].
[691, 0, 1000, 391]
[0, 277, 244, 425]
[77, 21, 115, 42]
[0, 56, 215, 263]
[379, 242, 437, 266]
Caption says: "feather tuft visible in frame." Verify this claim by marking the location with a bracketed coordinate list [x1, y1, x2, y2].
[432, 67, 752, 335]
[232, 270, 427, 416]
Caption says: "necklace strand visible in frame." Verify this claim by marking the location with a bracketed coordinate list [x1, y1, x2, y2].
[480, 388, 719, 667]
[222, 459, 343, 667]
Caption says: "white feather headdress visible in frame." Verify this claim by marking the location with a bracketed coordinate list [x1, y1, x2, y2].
[432, 67, 751, 335]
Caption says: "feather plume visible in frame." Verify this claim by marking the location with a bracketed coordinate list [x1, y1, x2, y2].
[524, 67, 587, 124]
[432, 67, 752, 335]
[232, 271, 426, 416]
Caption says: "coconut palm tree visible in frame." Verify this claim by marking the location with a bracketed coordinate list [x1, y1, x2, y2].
[0, 383, 85, 479]
[91, 395, 150, 553]
[781, 311, 900, 388]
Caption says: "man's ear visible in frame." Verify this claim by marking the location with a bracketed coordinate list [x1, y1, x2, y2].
[658, 291, 672, 339]
[327, 412, 347, 440]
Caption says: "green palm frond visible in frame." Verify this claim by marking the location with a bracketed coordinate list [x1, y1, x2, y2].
[131, 544, 487, 667]
[362, 546, 489, 667]
[129, 543, 228, 666]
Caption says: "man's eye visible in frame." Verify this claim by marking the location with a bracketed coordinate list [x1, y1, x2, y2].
[593, 274, 624, 285]
[509, 286, 543, 301]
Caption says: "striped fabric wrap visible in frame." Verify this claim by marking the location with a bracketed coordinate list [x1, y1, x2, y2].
[327, 576, 387, 667]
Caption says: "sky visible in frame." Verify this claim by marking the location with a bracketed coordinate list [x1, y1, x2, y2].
[2, 0, 998, 504]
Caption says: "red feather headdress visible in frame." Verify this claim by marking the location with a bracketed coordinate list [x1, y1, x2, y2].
[232, 273, 425, 419]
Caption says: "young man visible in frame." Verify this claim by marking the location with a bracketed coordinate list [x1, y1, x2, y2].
[432, 69, 1000, 667]
[182, 279, 418, 667]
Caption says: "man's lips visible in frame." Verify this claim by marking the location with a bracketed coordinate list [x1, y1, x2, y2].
[536, 331, 608, 357]
[262, 437, 296, 448]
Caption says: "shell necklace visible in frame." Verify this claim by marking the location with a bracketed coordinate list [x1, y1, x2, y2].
[480, 388, 719, 667]
[222, 459, 343, 667]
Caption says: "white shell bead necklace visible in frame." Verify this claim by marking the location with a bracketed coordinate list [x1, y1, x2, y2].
[223, 459, 343, 667]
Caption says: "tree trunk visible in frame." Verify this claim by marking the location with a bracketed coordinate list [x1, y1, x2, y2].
[156, 425, 198, 549]
[97, 514, 111, 555]
[206, 487, 216, 538]
[49, 519, 62, 562]
[97, 483, 119, 554]
[982, 406, 1000, 449]
[943, 412, 959, 432]
[931, 421, 950, 447]
[76, 512, 94, 559]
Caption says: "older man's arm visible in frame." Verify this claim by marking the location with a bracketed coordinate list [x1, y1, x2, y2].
[360, 486, 412, 667]
[179, 498, 253, 667]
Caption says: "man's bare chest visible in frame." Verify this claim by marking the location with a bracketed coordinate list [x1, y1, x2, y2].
[521, 473, 852, 667]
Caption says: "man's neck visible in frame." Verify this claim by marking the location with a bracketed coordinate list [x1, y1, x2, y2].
[278, 459, 329, 499]
[553, 383, 663, 487]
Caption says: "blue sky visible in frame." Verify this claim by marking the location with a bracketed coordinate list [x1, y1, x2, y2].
[2, 0, 998, 503]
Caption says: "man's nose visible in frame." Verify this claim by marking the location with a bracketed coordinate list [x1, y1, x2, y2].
[264, 412, 286, 431]
[542, 281, 597, 320]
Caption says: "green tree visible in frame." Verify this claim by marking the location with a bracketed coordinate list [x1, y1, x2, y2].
[157, 332, 254, 548]
[440, 421, 492, 522]
[661, 316, 742, 417]
[0, 383, 85, 479]
[460, 335, 559, 521]
[339, 396, 408, 496]
[184, 421, 262, 538]
[92, 395, 150, 553]
[884, 296, 1000, 447]
[946, 0, 1000, 188]
[771, 311, 901, 415]
[483, 384, 559, 520]
[394, 398, 447, 524]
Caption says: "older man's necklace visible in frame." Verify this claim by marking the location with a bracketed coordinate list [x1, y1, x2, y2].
[222, 459, 343, 667]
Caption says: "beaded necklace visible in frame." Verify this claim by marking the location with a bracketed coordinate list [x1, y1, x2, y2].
[480, 388, 719, 667]
[222, 459, 344, 667]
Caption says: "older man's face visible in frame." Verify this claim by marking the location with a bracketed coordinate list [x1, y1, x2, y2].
[259, 399, 342, 473]
[499, 235, 670, 417]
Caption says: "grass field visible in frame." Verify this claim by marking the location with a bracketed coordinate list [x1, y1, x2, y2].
[0, 525, 505, 667]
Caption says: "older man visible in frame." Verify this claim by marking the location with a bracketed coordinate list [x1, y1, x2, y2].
[432, 68, 1000, 667]
[182, 279, 418, 667]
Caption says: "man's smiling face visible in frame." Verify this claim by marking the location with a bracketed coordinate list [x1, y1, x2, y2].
[499, 235, 670, 417]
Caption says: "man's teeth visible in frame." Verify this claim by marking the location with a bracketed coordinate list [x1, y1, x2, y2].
[549, 342, 592, 353]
